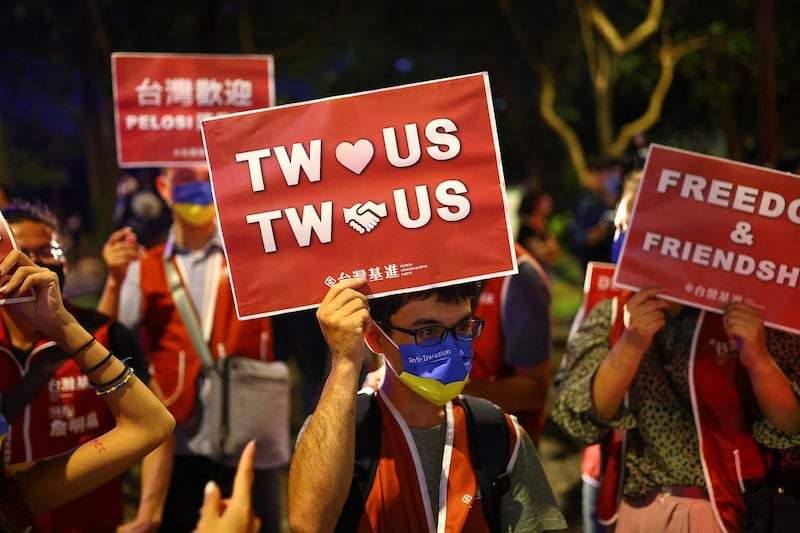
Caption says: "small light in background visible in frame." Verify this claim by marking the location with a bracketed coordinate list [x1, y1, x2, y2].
[394, 57, 413, 73]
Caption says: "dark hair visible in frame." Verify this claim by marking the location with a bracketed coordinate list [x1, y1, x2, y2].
[3, 201, 60, 234]
[517, 186, 549, 217]
[369, 281, 483, 324]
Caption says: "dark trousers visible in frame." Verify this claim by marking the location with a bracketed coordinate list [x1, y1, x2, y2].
[159, 455, 282, 533]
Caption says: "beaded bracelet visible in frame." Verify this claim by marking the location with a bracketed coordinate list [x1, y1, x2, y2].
[90, 364, 130, 389]
[80, 351, 115, 375]
[95, 367, 135, 396]
[68, 336, 97, 358]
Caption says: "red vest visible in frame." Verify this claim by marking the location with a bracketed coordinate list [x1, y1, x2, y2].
[691, 310, 765, 532]
[472, 243, 551, 440]
[597, 296, 767, 532]
[0, 312, 123, 532]
[0, 434, 37, 533]
[471, 275, 506, 381]
[139, 244, 274, 424]
[356, 393, 519, 532]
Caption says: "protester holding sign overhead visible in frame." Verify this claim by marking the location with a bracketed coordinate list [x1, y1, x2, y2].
[553, 146, 800, 532]
[288, 277, 566, 532]
[99, 166, 287, 533]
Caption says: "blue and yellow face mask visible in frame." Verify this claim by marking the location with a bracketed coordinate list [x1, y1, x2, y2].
[172, 181, 216, 227]
[378, 326, 473, 406]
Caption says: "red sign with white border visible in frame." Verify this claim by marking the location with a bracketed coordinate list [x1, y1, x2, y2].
[568, 262, 623, 340]
[614, 144, 800, 334]
[0, 211, 36, 304]
[111, 53, 274, 167]
[202, 72, 518, 319]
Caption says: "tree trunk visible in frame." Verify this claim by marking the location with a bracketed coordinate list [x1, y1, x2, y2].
[756, 0, 778, 166]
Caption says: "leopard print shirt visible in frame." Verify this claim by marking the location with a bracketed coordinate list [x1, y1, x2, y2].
[552, 299, 800, 505]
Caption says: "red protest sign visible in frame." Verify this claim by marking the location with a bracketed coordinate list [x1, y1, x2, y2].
[202, 73, 518, 319]
[614, 144, 800, 333]
[111, 53, 274, 168]
[0, 212, 35, 305]
[567, 262, 623, 340]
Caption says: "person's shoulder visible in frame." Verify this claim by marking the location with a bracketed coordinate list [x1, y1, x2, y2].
[514, 258, 547, 285]
[589, 296, 615, 315]
[766, 326, 800, 365]
[572, 297, 614, 336]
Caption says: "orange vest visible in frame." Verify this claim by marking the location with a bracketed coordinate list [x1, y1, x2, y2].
[139, 243, 274, 424]
[355, 393, 519, 532]
[472, 243, 551, 440]
[471, 275, 505, 381]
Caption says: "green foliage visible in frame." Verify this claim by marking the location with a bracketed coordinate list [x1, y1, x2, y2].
[8, 150, 65, 190]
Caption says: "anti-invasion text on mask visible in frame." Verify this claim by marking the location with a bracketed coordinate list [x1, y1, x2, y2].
[406, 348, 452, 365]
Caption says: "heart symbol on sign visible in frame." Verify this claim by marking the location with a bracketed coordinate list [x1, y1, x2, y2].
[336, 139, 375, 175]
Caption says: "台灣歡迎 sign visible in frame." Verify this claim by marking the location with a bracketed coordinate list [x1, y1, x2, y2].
[201, 72, 518, 319]
[111, 52, 274, 167]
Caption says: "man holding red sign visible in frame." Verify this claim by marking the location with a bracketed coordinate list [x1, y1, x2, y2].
[288, 277, 566, 532]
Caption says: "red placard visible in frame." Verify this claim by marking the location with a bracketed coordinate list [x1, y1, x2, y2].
[0, 212, 35, 304]
[202, 73, 518, 319]
[614, 144, 800, 334]
[111, 53, 274, 167]
[568, 262, 623, 339]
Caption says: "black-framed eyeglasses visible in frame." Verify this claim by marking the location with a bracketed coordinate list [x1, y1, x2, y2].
[376, 317, 484, 347]
[19, 243, 64, 264]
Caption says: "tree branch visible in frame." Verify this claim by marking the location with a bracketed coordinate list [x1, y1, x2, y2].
[539, 68, 590, 188]
[608, 36, 708, 158]
[590, 0, 663, 54]
[577, 0, 599, 81]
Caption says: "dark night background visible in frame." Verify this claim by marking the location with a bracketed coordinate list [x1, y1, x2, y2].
[0, 0, 797, 293]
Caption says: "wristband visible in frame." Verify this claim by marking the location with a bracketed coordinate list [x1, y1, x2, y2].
[68, 336, 97, 358]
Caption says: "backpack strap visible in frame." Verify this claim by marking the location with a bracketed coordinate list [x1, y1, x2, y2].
[335, 392, 381, 533]
[336, 393, 512, 533]
[461, 395, 511, 533]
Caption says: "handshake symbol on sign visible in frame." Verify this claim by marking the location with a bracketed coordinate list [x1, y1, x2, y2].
[343, 201, 388, 234]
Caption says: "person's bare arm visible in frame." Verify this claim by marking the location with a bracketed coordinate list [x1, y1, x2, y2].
[288, 278, 371, 533]
[118, 380, 175, 533]
[591, 287, 669, 421]
[97, 227, 143, 319]
[726, 302, 800, 435]
[521, 234, 560, 267]
[0, 251, 175, 515]
[465, 261, 553, 413]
